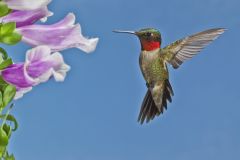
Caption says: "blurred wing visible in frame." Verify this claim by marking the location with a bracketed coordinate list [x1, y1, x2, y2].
[162, 28, 226, 69]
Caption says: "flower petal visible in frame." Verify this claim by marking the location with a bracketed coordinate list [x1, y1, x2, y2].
[1, 7, 53, 27]
[50, 12, 75, 28]
[26, 46, 71, 83]
[1, 46, 70, 99]
[17, 13, 99, 53]
[3, 0, 51, 10]
[14, 87, 32, 100]
[47, 52, 71, 82]
[1, 63, 36, 88]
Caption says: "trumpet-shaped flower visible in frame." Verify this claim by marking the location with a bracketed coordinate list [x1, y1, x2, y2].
[2, 0, 51, 10]
[1, 45, 70, 99]
[0, 7, 53, 27]
[16, 13, 99, 53]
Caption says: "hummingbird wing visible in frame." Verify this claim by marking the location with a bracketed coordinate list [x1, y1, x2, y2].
[162, 28, 225, 69]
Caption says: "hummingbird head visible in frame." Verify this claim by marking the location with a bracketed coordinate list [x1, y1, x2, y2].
[113, 28, 162, 51]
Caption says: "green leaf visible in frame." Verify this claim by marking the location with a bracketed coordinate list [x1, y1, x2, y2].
[5, 153, 15, 160]
[0, 58, 13, 70]
[0, 91, 3, 108]
[0, 22, 16, 36]
[3, 151, 15, 160]
[0, 32, 22, 45]
[2, 124, 11, 138]
[0, 128, 8, 147]
[0, 146, 6, 158]
[3, 115, 17, 132]
[0, 77, 7, 85]
[0, 2, 9, 17]
[0, 47, 8, 60]
[0, 77, 8, 94]
[3, 85, 16, 107]
[0, 77, 8, 91]
[0, 114, 18, 132]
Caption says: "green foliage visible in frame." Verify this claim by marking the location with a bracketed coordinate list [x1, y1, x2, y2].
[3, 151, 15, 160]
[2, 124, 11, 138]
[0, 48, 16, 109]
[4, 153, 15, 160]
[0, 33, 22, 45]
[0, 4, 20, 46]
[0, 128, 8, 147]
[0, 114, 18, 132]
[0, 104, 17, 160]
[0, 92, 3, 110]
[0, 23, 22, 45]
[0, 2, 27, 160]
[0, 47, 13, 72]
[0, 48, 15, 109]
[0, 48, 8, 60]
[0, 84, 16, 109]
[0, 2, 9, 17]
[0, 59, 13, 70]
[0, 23, 16, 36]
[0, 46, 17, 160]
[3, 85, 16, 108]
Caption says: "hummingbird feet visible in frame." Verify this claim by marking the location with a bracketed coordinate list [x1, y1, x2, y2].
[146, 82, 154, 88]
[146, 82, 150, 88]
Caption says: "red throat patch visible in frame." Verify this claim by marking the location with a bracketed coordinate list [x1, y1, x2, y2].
[141, 39, 161, 51]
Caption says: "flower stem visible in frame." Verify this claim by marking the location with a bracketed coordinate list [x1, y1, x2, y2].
[0, 104, 14, 129]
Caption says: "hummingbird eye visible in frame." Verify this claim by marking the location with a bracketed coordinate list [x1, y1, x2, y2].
[146, 32, 153, 37]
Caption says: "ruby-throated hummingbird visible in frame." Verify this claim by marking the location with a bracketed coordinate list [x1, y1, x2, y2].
[114, 28, 225, 124]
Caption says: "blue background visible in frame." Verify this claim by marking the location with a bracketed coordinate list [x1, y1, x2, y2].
[6, 0, 240, 159]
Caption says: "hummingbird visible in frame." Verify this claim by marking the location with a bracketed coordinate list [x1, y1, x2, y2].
[114, 28, 225, 124]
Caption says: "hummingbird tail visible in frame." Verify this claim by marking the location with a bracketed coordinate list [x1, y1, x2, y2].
[138, 80, 174, 124]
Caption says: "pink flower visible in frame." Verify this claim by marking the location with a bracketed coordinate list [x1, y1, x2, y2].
[0, 7, 53, 27]
[17, 13, 99, 53]
[1, 46, 70, 99]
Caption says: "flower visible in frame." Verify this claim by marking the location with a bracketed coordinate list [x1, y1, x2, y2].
[1, 45, 70, 99]
[2, 0, 51, 10]
[0, 7, 53, 27]
[16, 13, 99, 53]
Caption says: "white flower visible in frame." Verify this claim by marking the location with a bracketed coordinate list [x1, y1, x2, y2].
[3, 0, 51, 10]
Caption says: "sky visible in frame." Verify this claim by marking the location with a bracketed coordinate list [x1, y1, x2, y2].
[5, 0, 240, 159]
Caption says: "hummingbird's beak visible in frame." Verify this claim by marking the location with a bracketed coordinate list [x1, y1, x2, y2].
[113, 30, 136, 35]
